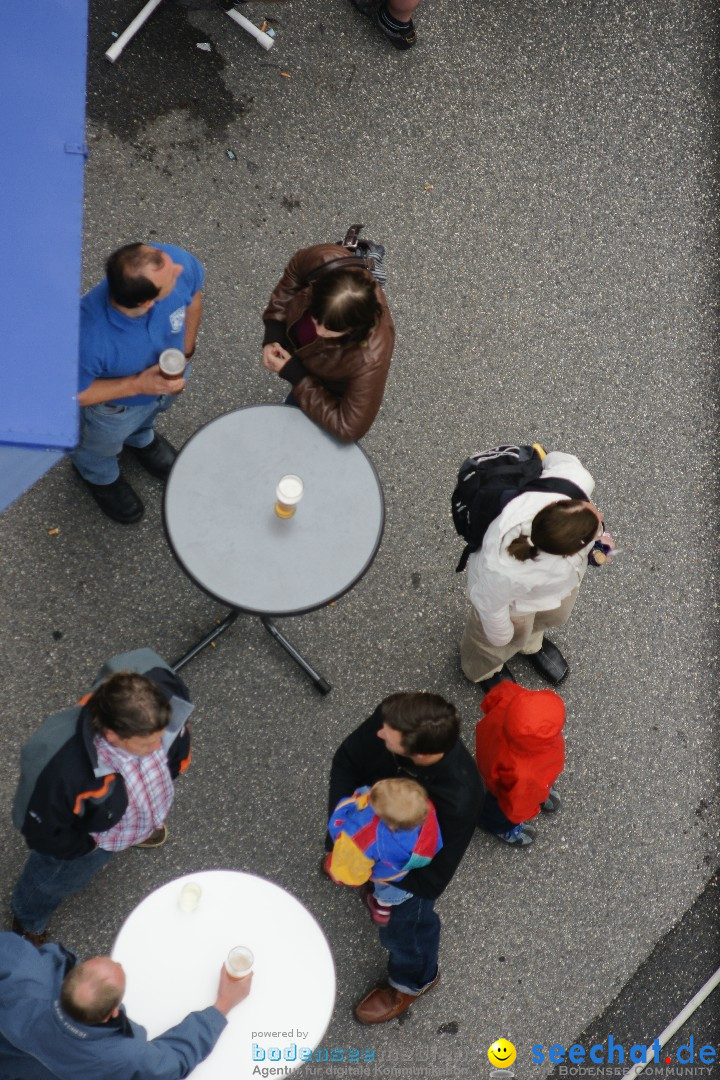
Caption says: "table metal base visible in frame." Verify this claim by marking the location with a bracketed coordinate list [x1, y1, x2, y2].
[172, 609, 332, 695]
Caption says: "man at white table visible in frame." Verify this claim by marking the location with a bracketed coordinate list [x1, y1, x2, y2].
[0, 931, 252, 1080]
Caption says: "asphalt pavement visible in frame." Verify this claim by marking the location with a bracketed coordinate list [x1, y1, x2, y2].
[1, 1, 718, 1076]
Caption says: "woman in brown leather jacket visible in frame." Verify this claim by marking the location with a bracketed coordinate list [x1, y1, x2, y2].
[261, 243, 395, 442]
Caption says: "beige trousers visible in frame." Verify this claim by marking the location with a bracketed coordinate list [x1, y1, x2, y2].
[460, 587, 580, 683]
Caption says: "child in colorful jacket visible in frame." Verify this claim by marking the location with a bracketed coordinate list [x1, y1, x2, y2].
[476, 681, 565, 847]
[326, 778, 442, 924]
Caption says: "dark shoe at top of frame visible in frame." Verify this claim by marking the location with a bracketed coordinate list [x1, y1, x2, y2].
[127, 433, 177, 480]
[350, 0, 417, 50]
[525, 638, 568, 684]
[354, 972, 440, 1024]
[373, 4, 416, 49]
[72, 465, 144, 525]
[11, 915, 48, 948]
[478, 665, 516, 696]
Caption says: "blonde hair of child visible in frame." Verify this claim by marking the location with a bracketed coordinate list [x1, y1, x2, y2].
[369, 778, 429, 831]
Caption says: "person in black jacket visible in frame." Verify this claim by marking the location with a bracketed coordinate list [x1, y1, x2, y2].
[10, 649, 193, 946]
[327, 692, 482, 1024]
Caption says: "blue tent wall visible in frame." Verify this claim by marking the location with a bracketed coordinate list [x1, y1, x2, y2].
[0, 1, 88, 510]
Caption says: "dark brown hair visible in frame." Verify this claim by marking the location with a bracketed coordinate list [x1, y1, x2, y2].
[508, 499, 598, 562]
[106, 243, 163, 308]
[381, 692, 460, 755]
[88, 672, 170, 738]
[60, 963, 124, 1025]
[308, 268, 381, 341]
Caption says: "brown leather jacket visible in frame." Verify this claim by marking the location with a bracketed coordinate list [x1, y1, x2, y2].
[262, 244, 395, 442]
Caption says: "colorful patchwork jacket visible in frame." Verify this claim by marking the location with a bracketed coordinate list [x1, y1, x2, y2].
[327, 786, 443, 887]
[12, 649, 193, 860]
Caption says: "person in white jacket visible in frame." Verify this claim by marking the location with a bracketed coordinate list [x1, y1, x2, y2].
[460, 451, 607, 690]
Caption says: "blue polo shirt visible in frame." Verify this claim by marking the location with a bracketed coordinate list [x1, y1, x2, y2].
[78, 243, 205, 406]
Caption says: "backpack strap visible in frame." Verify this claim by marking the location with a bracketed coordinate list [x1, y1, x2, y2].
[455, 477, 589, 573]
[523, 477, 589, 501]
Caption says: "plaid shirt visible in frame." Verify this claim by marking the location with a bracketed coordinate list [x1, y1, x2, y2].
[90, 735, 175, 852]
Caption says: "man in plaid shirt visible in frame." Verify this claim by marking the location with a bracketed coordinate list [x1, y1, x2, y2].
[11, 649, 192, 946]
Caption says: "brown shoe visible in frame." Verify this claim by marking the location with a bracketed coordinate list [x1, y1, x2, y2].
[354, 973, 440, 1024]
[11, 916, 48, 948]
[133, 824, 168, 849]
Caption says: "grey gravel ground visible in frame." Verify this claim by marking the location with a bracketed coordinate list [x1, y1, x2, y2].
[1, 0, 719, 1076]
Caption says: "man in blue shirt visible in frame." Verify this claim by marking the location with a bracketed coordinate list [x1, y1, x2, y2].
[0, 932, 252, 1080]
[71, 242, 205, 523]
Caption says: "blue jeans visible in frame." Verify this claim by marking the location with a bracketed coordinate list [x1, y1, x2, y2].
[11, 848, 114, 933]
[378, 893, 440, 995]
[478, 791, 516, 834]
[71, 395, 175, 484]
[373, 881, 413, 905]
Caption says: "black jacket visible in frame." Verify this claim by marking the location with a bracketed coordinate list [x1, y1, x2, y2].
[12, 650, 192, 860]
[328, 705, 482, 900]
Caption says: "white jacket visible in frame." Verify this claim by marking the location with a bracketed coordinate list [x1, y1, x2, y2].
[466, 451, 596, 647]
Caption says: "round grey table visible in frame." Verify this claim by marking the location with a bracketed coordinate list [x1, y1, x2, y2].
[163, 405, 384, 693]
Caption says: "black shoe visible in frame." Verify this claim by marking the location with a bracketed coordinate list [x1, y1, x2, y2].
[478, 665, 516, 695]
[72, 466, 144, 524]
[127, 434, 177, 479]
[526, 638, 568, 684]
[350, 0, 417, 50]
[374, 7, 416, 49]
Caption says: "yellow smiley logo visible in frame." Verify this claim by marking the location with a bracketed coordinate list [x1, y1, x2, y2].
[488, 1039, 517, 1068]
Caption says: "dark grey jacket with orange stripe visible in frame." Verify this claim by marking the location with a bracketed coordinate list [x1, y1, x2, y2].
[12, 649, 193, 860]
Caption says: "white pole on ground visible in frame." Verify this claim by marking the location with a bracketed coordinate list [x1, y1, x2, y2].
[105, 0, 165, 62]
[621, 965, 720, 1080]
[225, 7, 275, 50]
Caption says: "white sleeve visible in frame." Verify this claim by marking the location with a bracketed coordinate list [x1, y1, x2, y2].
[541, 452, 595, 498]
[468, 567, 515, 647]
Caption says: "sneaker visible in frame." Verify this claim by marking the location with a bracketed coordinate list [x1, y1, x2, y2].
[541, 787, 561, 813]
[133, 824, 168, 849]
[72, 466, 144, 524]
[11, 916, 48, 948]
[126, 433, 177, 480]
[359, 884, 392, 925]
[497, 823, 536, 847]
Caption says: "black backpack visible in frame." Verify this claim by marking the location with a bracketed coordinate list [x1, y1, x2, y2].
[451, 444, 588, 572]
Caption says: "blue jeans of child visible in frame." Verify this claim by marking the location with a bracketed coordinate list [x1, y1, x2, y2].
[373, 881, 413, 905]
[71, 395, 176, 485]
[378, 893, 440, 995]
[11, 848, 114, 933]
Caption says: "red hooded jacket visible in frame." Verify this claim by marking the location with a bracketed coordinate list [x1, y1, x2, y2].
[475, 682, 565, 825]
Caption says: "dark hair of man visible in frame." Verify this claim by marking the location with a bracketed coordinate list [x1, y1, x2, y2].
[507, 500, 598, 562]
[88, 672, 171, 738]
[381, 692, 460, 755]
[106, 243, 163, 308]
[60, 964, 123, 1026]
[308, 268, 381, 342]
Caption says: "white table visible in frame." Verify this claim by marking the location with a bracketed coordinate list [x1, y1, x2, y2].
[163, 405, 385, 693]
[112, 870, 335, 1080]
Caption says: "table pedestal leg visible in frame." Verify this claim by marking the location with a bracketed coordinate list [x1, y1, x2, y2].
[260, 617, 332, 695]
[172, 609, 241, 671]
